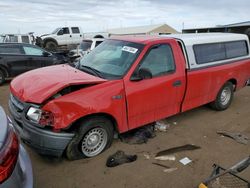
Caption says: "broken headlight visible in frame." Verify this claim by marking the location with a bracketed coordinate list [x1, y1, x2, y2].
[26, 107, 54, 126]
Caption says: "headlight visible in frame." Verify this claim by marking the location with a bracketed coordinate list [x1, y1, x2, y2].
[27, 107, 42, 122]
[26, 107, 54, 126]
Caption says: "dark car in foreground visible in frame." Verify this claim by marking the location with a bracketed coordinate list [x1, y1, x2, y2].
[0, 43, 68, 84]
[0, 106, 33, 188]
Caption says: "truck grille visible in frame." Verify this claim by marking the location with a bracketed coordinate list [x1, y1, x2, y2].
[10, 94, 24, 113]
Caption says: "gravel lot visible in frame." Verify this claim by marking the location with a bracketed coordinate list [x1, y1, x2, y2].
[1, 81, 250, 188]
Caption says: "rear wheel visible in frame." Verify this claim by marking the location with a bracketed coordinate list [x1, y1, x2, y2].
[210, 82, 234, 111]
[66, 117, 114, 160]
[0, 70, 5, 85]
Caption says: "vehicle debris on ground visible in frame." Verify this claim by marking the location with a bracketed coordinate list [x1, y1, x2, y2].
[199, 156, 250, 188]
[106, 150, 137, 167]
[155, 144, 201, 158]
[154, 121, 170, 132]
[179, 157, 192, 165]
[217, 131, 249, 145]
[120, 124, 156, 144]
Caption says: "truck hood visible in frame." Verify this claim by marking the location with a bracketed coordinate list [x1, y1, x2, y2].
[10, 65, 106, 104]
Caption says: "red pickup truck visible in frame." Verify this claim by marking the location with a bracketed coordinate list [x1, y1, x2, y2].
[9, 33, 250, 159]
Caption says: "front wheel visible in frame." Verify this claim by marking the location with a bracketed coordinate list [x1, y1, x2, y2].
[210, 82, 234, 111]
[45, 41, 57, 52]
[66, 117, 114, 160]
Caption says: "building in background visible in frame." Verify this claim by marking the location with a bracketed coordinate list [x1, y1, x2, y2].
[182, 21, 250, 39]
[108, 24, 179, 36]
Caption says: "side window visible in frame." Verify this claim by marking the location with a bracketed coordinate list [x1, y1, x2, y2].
[23, 46, 44, 56]
[62, 27, 70, 34]
[95, 41, 103, 47]
[0, 45, 23, 54]
[194, 40, 249, 65]
[5, 36, 18, 43]
[225, 41, 248, 58]
[21, 36, 30, 43]
[71, 27, 80, 34]
[139, 44, 175, 77]
[194, 43, 226, 64]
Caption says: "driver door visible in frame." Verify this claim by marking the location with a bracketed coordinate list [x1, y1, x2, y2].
[124, 43, 186, 130]
[55, 27, 70, 45]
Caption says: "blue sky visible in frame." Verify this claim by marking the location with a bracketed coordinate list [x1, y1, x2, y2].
[0, 0, 249, 35]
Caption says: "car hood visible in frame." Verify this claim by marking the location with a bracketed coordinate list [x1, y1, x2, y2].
[0, 107, 8, 149]
[10, 65, 107, 104]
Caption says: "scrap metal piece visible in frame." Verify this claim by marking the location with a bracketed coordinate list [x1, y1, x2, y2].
[217, 131, 249, 145]
[152, 163, 178, 173]
[152, 162, 170, 169]
[155, 144, 201, 157]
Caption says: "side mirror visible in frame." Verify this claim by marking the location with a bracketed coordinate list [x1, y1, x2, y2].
[43, 51, 51, 57]
[131, 68, 153, 81]
[57, 30, 64, 35]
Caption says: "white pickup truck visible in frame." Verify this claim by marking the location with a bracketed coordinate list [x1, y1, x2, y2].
[39, 27, 84, 52]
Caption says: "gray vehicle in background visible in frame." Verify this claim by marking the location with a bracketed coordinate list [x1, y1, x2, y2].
[0, 106, 33, 188]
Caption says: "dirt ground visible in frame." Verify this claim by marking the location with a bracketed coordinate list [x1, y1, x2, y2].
[0, 81, 250, 188]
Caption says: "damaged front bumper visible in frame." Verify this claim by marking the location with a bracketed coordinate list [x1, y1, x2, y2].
[9, 97, 74, 157]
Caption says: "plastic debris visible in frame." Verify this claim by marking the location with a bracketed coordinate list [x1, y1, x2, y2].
[106, 150, 137, 167]
[217, 131, 249, 145]
[179, 157, 192, 165]
[152, 163, 177, 173]
[163, 168, 178, 173]
[155, 155, 176, 161]
[143, 153, 151, 160]
[120, 124, 156, 144]
[155, 121, 170, 132]
[155, 144, 201, 157]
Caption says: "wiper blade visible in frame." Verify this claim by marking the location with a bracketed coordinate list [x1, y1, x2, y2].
[80, 65, 103, 78]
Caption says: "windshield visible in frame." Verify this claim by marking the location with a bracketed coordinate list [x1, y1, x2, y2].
[80, 41, 92, 51]
[79, 40, 144, 79]
[51, 28, 61, 34]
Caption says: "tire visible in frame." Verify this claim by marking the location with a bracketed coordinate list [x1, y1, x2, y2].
[210, 82, 234, 111]
[45, 40, 57, 52]
[66, 117, 114, 160]
[0, 70, 5, 85]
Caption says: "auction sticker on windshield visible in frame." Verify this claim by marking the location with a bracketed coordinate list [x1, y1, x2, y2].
[122, 46, 138, 54]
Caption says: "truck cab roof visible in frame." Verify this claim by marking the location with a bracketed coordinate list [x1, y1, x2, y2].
[111, 33, 249, 44]
[111, 33, 250, 69]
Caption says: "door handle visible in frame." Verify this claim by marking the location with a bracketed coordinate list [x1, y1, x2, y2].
[80, 35, 82, 37]
[70, 35, 72, 37]
[172, 80, 182, 87]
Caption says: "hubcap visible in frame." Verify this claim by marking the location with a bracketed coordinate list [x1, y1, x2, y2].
[220, 87, 231, 106]
[81, 127, 108, 157]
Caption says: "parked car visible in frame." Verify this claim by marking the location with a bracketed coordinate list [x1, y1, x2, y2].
[8, 33, 250, 160]
[68, 38, 105, 62]
[0, 106, 33, 188]
[0, 43, 68, 84]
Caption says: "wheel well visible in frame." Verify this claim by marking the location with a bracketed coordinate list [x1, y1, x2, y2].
[43, 38, 58, 47]
[93, 35, 104, 38]
[0, 65, 9, 78]
[67, 113, 118, 133]
[227, 78, 237, 91]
